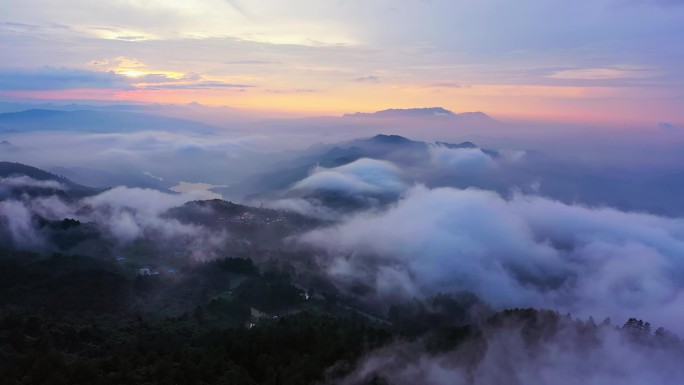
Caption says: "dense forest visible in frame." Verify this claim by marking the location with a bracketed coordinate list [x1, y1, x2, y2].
[3, 162, 684, 384]
[0, 248, 391, 384]
[2, 247, 682, 385]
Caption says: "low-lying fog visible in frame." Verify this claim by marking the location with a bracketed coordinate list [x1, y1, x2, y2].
[3, 104, 684, 380]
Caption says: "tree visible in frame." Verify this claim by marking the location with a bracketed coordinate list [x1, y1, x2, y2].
[193, 305, 206, 324]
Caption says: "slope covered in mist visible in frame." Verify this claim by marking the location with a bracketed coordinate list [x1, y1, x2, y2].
[2, 123, 684, 385]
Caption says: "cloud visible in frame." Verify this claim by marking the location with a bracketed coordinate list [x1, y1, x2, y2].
[429, 145, 496, 172]
[81, 187, 224, 251]
[430, 82, 464, 88]
[84, 186, 214, 218]
[300, 185, 684, 332]
[137, 73, 198, 83]
[265, 198, 338, 220]
[0, 64, 255, 92]
[2, 0, 684, 105]
[0, 199, 46, 249]
[112, 56, 145, 69]
[223, 0, 250, 18]
[335, 320, 684, 385]
[265, 88, 317, 94]
[265, 158, 409, 219]
[547, 67, 650, 80]
[291, 158, 407, 196]
[0, 67, 131, 91]
[354, 75, 380, 82]
[140, 81, 255, 90]
[0, 184, 228, 258]
[0, 175, 67, 191]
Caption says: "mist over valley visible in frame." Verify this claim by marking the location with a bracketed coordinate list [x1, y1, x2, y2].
[2, 1, 684, 382]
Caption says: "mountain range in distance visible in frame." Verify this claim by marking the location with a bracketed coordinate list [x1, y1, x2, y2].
[343, 107, 496, 123]
[0, 105, 497, 135]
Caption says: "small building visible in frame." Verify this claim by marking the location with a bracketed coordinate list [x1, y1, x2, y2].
[245, 307, 270, 329]
[250, 307, 268, 319]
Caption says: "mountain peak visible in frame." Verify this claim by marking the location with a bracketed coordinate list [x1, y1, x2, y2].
[435, 141, 478, 149]
[344, 107, 455, 118]
[368, 134, 414, 144]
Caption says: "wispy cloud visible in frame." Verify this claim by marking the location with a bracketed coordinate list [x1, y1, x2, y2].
[223, 0, 250, 18]
[354, 75, 380, 82]
[430, 82, 464, 88]
[137, 81, 255, 90]
[548, 67, 653, 80]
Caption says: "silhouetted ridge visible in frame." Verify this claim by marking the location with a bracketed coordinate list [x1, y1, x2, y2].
[0, 161, 98, 196]
[0, 161, 72, 184]
[344, 107, 455, 118]
[436, 141, 478, 149]
[368, 134, 416, 144]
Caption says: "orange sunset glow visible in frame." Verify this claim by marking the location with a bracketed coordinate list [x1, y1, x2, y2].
[0, 0, 682, 126]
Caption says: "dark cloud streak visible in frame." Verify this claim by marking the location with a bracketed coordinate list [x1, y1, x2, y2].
[0, 67, 131, 91]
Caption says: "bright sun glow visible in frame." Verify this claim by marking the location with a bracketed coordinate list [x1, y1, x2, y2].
[119, 70, 146, 78]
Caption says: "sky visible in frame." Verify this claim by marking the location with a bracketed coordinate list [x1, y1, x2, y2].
[1, 0, 683, 124]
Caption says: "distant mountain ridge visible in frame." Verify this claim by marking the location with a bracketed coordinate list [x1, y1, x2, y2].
[344, 107, 455, 118]
[1, 161, 74, 185]
[0, 161, 98, 197]
[343, 107, 495, 123]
